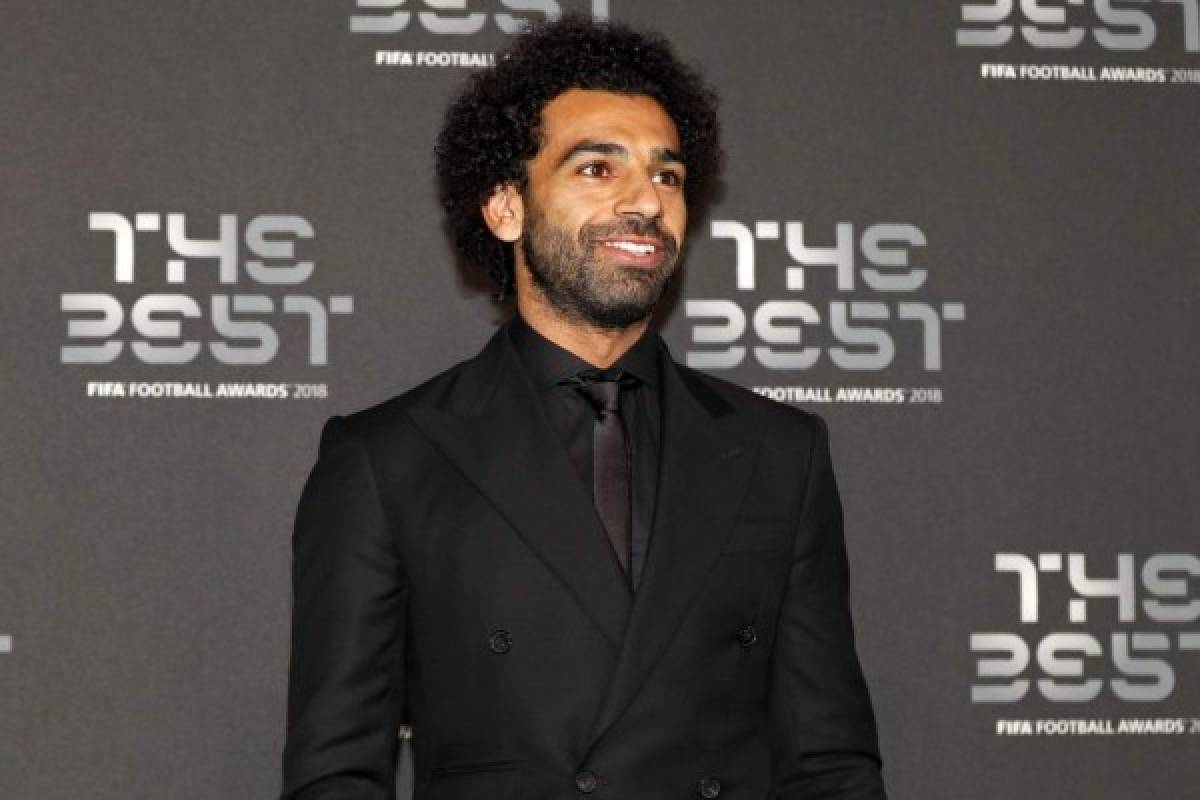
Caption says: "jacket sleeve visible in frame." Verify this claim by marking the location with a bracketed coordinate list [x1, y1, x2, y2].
[281, 416, 408, 800]
[767, 414, 887, 800]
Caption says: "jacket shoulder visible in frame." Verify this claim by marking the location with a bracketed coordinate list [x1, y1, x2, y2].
[320, 350, 482, 448]
[676, 361, 827, 437]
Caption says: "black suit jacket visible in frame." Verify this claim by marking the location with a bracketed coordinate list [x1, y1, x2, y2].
[281, 319, 886, 799]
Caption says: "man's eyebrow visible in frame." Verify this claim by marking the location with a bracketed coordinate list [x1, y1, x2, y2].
[555, 140, 685, 169]
[650, 147, 684, 166]
[556, 140, 627, 168]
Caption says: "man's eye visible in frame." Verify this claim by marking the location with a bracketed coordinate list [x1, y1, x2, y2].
[654, 170, 684, 187]
[579, 162, 611, 178]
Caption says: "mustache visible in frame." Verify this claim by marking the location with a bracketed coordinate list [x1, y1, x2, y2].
[582, 219, 679, 257]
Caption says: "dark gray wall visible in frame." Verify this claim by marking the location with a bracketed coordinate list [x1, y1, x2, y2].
[3, 1, 1198, 797]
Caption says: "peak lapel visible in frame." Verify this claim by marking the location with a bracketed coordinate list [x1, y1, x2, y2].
[406, 323, 632, 650]
[585, 345, 766, 751]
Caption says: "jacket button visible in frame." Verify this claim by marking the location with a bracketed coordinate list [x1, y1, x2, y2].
[488, 630, 512, 654]
[575, 769, 598, 793]
[735, 624, 757, 648]
[698, 775, 722, 798]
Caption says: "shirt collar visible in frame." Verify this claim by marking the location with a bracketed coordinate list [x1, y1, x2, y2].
[507, 311, 661, 391]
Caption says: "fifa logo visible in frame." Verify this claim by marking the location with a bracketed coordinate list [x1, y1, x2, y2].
[61, 213, 353, 366]
[686, 220, 965, 373]
[350, 0, 610, 35]
[971, 553, 1200, 703]
[957, 0, 1200, 51]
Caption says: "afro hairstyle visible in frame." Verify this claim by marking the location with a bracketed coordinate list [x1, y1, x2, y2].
[434, 15, 723, 299]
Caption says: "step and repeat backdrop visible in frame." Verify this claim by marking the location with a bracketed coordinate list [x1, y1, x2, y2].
[3, 1, 1198, 798]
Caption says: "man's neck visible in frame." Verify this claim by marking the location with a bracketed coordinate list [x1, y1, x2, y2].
[515, 293, 650, 369]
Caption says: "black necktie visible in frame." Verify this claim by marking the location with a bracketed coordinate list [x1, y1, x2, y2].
[567, 368, 637, 582]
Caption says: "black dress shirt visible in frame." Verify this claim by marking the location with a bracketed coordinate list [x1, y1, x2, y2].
[507, 312, 662, 589]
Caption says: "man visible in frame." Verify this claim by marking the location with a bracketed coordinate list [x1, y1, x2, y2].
[282, 16, 886, 800]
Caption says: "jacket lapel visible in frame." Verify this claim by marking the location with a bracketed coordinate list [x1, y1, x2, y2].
[406, 322, 633, 650]
[584, 340, 766, 751]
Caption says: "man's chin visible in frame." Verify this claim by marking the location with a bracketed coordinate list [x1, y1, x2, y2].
[580, 310, 654, 331]
[579, 293, 662, 329]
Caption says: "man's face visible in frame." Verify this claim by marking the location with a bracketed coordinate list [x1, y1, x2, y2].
[518, 89, 687, 330]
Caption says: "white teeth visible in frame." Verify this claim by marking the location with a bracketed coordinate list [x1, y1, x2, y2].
[604, 241, 656, 255]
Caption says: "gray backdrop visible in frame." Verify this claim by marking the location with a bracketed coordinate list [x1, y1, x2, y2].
[3, 1, 1198, 797]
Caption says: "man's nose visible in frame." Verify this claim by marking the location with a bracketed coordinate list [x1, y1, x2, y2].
[614, 170, 664, 220]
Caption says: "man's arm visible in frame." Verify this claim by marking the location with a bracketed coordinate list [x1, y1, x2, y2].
[768, 414, 887, 800]
[281, 416, 407, 800]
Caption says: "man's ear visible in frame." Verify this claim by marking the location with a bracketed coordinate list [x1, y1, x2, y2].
[481, 183, 524, 243]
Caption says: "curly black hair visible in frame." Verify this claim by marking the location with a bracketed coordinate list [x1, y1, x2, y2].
[434, 15, 723, 300]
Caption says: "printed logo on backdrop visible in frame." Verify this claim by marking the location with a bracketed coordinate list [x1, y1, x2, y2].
[957, 1, 1200, 86]
[60, 213, 354, 402]
[686, 219, 965, 408]
[349, 0, 610, 69]
[972, 552, 1200, 737]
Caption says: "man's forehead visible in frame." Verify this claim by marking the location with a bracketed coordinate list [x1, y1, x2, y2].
[537, 89, 680, 154]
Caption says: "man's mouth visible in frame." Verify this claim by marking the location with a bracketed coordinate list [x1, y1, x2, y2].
[597, 237, 664, 261]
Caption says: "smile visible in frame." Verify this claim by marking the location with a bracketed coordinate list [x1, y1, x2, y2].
[600, 240, 659, 255]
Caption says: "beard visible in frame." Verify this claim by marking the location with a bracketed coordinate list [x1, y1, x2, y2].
[520, 198, 681, 330]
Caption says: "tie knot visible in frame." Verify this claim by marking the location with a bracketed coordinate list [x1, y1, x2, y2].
[564, 368, 638, 415]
